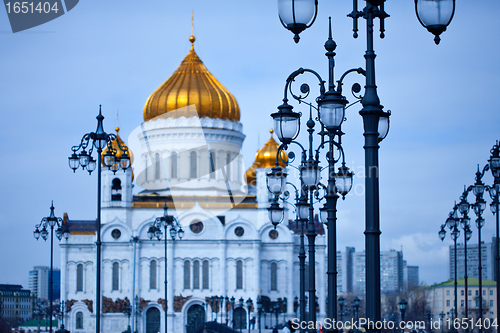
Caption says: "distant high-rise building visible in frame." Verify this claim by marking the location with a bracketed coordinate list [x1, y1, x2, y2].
[380, 250, 404, 292]
[338, 248, 408, 294]
[353, 251, 367, 294]
[29, 266, 48, 300]
[450, 238, 495, 281]
[403, 260, 419, 290]
[337, 247, 355, 294]
[28, 266, 60, 301]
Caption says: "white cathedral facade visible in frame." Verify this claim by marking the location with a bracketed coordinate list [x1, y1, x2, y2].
[59, 34, 327, 333]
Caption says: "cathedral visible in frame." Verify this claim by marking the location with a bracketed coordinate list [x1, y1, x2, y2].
[60, 32, 326, 333]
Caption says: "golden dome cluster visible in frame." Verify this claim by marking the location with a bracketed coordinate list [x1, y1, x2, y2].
[143, 36, 240, 122]
[245, 130, 288, 185]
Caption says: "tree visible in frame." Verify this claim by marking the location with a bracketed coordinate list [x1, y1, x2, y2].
[405, 287, 430, 322]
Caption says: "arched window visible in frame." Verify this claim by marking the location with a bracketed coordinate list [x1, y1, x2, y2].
[190, 151, 197, 179]
[112, 178, 122, 190]
[111, 178, 122, 201]
[236, 260, 243, 290]
[209, 151, 216, 179]
[184, 261, 191, 289]
[271, 262, 277, 291]
[76, 312, 84, 329]
[112, 262, 119, 291]
[76, 264, 83, 292]
[146, 307, 160, 333]
[171, 152, 178, 179]
[154, 153, 160, 180]
[202, 260, 209, 290]
[193, 260, 200, 289]
[150, 260, 157, 290]
[226, 153, 231, 181]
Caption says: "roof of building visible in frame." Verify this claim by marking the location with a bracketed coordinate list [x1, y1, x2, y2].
[64, 213, 97, 235]
[0, 284, 24, 291]
[432, 277, 497, 287]
[0, 284, 34, 297]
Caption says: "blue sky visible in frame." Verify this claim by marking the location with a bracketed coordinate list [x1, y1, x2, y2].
[0, 1, 499, 290]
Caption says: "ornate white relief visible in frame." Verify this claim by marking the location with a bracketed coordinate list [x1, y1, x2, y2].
[141, 116, 243, 133]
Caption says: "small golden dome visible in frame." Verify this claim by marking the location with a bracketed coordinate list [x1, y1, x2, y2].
[101, 127, 134, 167]
[245, 130, 288, 185]
[143, 35, 240, 122]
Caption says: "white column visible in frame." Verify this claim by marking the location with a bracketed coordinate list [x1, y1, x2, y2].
[220, 240, 227, 295]
[60, 242, 68, 323]
[168, 240, 174, 331]
[132, 238, 140, 333]
[253, 240, 261, 327]
[254, 241, 261, 297]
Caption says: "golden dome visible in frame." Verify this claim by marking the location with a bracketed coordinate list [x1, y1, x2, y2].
[101, 127, 135, 167]
[143, 35, 240, 122]
[245, 130, 288, 185]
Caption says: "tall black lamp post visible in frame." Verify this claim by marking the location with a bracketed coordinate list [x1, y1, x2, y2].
[445, 201, 473, 327]
[148, 203, 184, 333]
[225, 296, 230, 325]
[439, 218, 460, 325]
[486, 142, 500, 328]
[439, 312, 445, 333]
[34, 202, 69, 333]
[68, 106, 131, 333]
[352, 297, 360, 333]
[238, 297, 244, 333]
[398, 299, 407, 332]
[257, 296, 262, 333]
[230, 297, 235, 329]
[457, 141, 500, 330]
[246, 298, 253, 333]
[451, 163, 495, 333]
[220, 296, 225, 324]
[468, 173, 486, 333]
[276, 2, 455, 332]
[464, 141, 500, 327]
[122, 305, 132, 333]
[134, 295, 140, 333]
[267, 19, 356, 333]
[462, 223, 472, 326]
[55, 301, 69, 333]
[455, 196, 473, 328]
[425, 311, 432, 333]
[338, 296, 345, 322]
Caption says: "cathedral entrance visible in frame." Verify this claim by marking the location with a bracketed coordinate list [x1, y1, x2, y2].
[233, 308, 246, 330]
[186, 304, 205, 333]
[146, 307, 160, 333]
